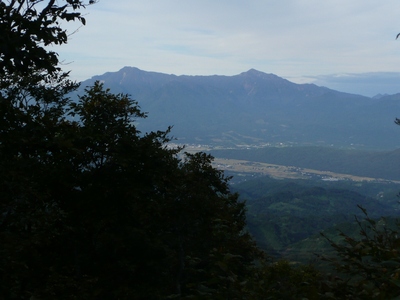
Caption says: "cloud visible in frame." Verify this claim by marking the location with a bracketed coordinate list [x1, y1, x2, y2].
[57, 1, 400, 83]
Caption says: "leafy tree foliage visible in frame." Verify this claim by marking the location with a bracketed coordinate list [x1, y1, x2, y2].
[0, 0, 89, 217]
[243, 260, 323, 300]
[320, 206, 400, 299]
[0, 79, 262, 298]
[0, 1, 261, 298]
[0, 3, 89, 297]
[0, 0, 89, 75]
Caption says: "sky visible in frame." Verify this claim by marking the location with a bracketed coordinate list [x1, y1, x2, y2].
[57, 1, 400, 96]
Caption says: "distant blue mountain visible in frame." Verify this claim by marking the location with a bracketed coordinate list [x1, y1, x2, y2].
[76, 67, 400, 150]
[311, 72, 400, 97]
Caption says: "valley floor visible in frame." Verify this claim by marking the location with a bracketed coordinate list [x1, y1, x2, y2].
[212, 157, 400, 183]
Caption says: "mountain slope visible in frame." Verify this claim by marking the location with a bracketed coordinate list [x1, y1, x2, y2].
[76, 67, 400, 149]
[232, 176, 399, 257]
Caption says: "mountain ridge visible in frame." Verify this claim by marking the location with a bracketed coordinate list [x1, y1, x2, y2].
[76, 67, 400, 150]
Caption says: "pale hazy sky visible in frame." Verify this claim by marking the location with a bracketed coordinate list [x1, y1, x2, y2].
[58, 1, 400, 86]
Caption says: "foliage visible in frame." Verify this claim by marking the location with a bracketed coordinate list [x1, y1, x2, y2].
[1, 76, 262, 298]
[0, 0, 90, 76]
[0, 0, 89, 214]
[0, 1, 262, 298]
[0, 3, 88, 297]
[242, 260, 323, 300]
[320, 206, 400, 299]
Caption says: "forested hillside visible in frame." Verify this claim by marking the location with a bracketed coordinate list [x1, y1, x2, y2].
[232, 176, 400, 256]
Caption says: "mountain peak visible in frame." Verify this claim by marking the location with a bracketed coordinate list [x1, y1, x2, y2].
[242, 68, 266, 75]
[246, 68, 264, 74]
[240, 68, 281, 80]
[77, 67, 399, 149]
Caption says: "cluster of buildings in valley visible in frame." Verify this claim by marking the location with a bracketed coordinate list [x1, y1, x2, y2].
[166, 142, 296, 153]
[166, 142, 400, 185]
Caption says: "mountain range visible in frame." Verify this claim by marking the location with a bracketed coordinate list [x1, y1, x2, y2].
[76, 67, 400, 150]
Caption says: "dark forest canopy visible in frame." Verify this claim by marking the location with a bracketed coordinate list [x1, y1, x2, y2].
[0, 1, 260, 298]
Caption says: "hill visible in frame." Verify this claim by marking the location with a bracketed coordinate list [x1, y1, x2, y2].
[232, 176, 400, 258]
[75, 67, 400, 150]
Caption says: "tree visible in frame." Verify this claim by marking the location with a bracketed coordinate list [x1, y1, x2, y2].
[61, 82, 260, 298]
[320, 206, 400, 299]
[1, 80, 262, 298]
[0, 0, 90, 114]
[0, 2, 262, 298]
[0, 0, 90, 75]
[0, 2, 94, 298]
[0, 0, 92, 210]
